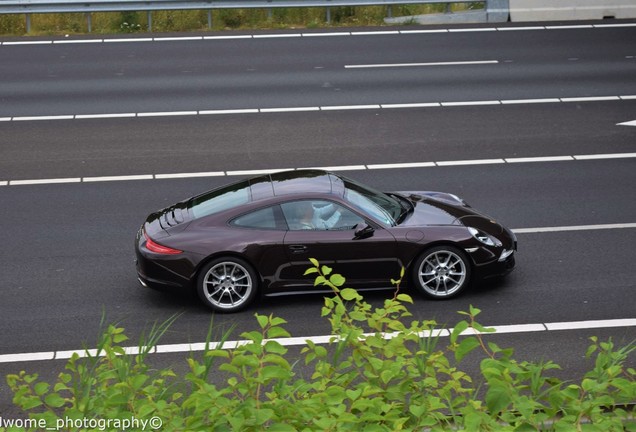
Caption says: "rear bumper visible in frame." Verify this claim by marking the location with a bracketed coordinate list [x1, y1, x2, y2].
[135, 228, 193, 291]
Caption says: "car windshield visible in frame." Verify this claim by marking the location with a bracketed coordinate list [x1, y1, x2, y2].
[343, 178, 402, 226]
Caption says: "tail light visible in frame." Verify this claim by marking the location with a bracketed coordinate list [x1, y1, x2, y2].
[143, 229, 183, 255]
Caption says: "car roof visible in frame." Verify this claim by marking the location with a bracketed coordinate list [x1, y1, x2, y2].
[250, 169, 343, 201]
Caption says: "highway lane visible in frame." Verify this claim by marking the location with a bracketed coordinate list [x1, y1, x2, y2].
[0, 159, 635, 355]
[1, 101, 636, 181]
[1, 24, 636, 117]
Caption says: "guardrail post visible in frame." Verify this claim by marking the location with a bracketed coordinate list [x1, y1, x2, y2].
[326, 6, 331, 23]
[25, 13, 31, 33]
[86, 13, 92, 32]
[147, 10, 152, 32]
[387, 5, 392, 18]
[207, 10, 212, 28]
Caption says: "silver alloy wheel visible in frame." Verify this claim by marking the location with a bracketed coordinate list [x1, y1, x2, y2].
[201, 260, 253, 310]
[417, 248, 468, 298]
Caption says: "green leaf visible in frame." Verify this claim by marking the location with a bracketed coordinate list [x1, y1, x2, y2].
[396, 293, 413, 303]
[266, 326, 291, 339]
[340, 288, 360, 301]
[314, 275, 327, 287]
[44, 392, 66, 408]
[329, 273, 346, 287]
[34, 382, 49, 396]
[455, 337, 481, 363]
[256, 314, 269, 329]
[485, 383, 510, 413]
[450, 320, 469, 344]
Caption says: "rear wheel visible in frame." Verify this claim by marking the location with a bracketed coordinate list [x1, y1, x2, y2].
[412, 246, 471, 299]
[197, 257, 258, 313]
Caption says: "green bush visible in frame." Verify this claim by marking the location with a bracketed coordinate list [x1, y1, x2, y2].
[5, 259, 636, 431]
[0, 4, 481, 36]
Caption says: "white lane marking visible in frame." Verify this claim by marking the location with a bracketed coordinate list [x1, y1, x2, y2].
[344, 60, 498, 69]
[545, 319, 636, 331]
[3, 152, 635, 186]
[155, 171, 224, 179]
[76, 113, 136, 119]
[153, 36, 203, 41]
[505, 156, 573, 163]
[82, 174, 154, 182]
[104, 38, 153, 43]
[381, 102, 440, 109]
[53, 39, 102, 44]
[437, 158, 505, 166]
[253, 33, 303, 38]
[441, 100, 501, 106]
[137, 111, 198, 117]
[561, 96, 621, 102]
[367, 162, 436, 169]
[302, 32, 352, 37]
[2, 94, 635, 122]
[320, 104, 381, 110]
[1, 318, 634, 364]
[10, 178, 81, 186]
[12, 115, 74, 121]
[574, 152, 636, 160]
[512, 223, 636, 234]
[617, 120, 636, 127]
[203, 35, 252, 40]
[2, 23, 636, 47]
[501, 98, 561, 104]
[199, 108, 259, 115]
[260, 106, 320, 113]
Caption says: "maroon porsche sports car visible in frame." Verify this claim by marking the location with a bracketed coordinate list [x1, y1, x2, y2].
[135, 170, 516, 313]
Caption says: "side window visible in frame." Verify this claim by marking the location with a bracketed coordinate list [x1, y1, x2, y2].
[231, 206, 279, 230]
[281, 200, 364, 231]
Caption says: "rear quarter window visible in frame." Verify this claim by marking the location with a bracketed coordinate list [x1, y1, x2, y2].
[231, 206, 280, 230]
[190, 181, 250, 219]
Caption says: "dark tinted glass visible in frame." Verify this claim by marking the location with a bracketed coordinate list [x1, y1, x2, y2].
[231, 206, 279, 229]
[189, 180, 250, 219]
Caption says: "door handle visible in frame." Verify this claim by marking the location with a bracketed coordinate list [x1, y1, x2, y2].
[288, 245, 308, 254]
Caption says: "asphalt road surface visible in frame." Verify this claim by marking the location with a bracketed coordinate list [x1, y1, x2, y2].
[1, 20, 635, 417]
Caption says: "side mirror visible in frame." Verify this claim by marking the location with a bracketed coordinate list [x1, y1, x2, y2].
[353, 223, 374, 240]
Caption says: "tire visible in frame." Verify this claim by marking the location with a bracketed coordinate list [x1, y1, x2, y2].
[196, 257, 258, 313]
[412, 246, 472, 299]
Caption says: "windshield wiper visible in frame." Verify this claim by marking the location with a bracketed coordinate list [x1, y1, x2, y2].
[388, 193, 414, 225]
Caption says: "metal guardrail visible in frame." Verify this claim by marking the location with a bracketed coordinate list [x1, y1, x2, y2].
[0, 0, 503, 33]
[1, 0, 489, 14]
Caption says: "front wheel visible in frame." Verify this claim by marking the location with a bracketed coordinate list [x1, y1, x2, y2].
[196, 257, 258, 313]
[412, 246, 472, 299]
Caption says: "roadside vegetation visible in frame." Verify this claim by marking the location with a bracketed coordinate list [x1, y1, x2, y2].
[5, 259, 635, 431]
[0, 3, 483, 36]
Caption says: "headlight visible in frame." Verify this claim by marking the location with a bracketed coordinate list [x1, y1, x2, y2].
[468, 227, 501, 247]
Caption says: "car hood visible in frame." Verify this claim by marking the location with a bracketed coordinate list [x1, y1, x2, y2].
[396, 191, 503, 235]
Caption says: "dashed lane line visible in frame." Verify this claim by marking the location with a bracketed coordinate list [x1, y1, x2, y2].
[1, 22, 635, 47]
[1, 94, 635, 123]
[1, 318, 634, 364]
[2, 152, 635, 187]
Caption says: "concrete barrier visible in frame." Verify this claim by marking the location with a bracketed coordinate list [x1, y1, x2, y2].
[509, 0, 636, 21]
[384, 0, 509, 24]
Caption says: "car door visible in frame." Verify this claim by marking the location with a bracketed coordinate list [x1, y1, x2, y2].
[279, 200, 400, 291]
